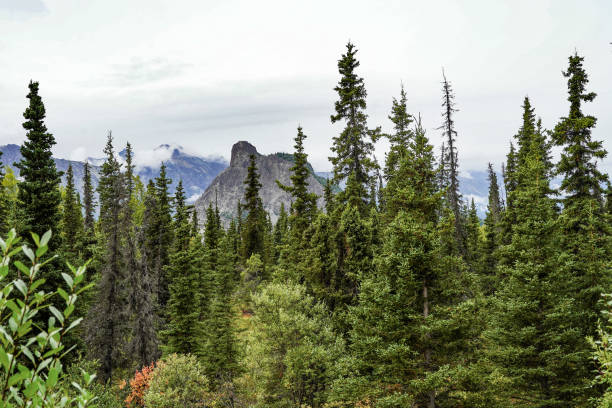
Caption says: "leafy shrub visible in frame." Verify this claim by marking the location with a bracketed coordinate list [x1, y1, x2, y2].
[124, 362, 157, 408]
[0, 229, 95, 407]
[143, 354, 215, 408]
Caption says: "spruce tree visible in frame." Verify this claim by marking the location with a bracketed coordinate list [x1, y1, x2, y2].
[277, 126, 318, 237]
[15, 81, 63, 243]
[465, 198, 481, 270]
[123, 143, 159, 369]
[333, 114, 440, 406]
[438, 70, 464, 253]
[154, 162, 173, 308]
[0, 152, 8, 235]
[61, 164, 84, 264]
[163, 180, 200, 355]
[550, 53, 612, 401]
[83, 161, 96, 233]
[242, 154, 265, 260]
[329, 42, 380, 212]
[86, 133, 128, 383]
[486, 134, 570, 406]
[384, 84, 413, 181]
[199, 234, 241, 390]
[482, 163, 502, 287]
[15, 81, 64, 300]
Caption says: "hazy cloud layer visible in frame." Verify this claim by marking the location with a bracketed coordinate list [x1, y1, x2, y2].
[0, 0, 610, 175]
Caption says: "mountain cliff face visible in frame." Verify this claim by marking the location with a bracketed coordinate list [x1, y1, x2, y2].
[195, 141, 326, 226]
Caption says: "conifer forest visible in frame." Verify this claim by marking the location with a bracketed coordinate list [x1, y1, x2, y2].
[1, 3, 612, 407]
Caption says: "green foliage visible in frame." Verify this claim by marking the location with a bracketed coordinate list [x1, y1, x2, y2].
[15, 81, 63, 250]
[330, 42, 380, 212]
[0, 229, 95, 407]
[61, 165, 84, 264]
[590, 294, 612, 408]
[245, 282, 343, 408]
[143, 354, 215, 408]
[242, 155, 265, 261]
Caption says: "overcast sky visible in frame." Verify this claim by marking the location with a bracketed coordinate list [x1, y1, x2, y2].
[0, 0, 610, 174]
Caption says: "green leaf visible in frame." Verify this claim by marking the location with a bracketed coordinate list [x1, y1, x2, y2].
[57, 288, 69, 302]
[49, 306, 64, 325]
[40, 231, 52, 247]
[35, 245, 48, 258]
[22, 246, 35, 263]
[0, 347, 9, 370]
[13, 279, 27, 297]
[13, 261, 30, 276]
[61, 273, 73, 289]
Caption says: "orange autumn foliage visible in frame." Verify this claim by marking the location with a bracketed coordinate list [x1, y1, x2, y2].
[125, 362, 162, 408]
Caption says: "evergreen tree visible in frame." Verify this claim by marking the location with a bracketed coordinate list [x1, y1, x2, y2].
[61, 164, 84, 263]
[0, 152, 8, 235]
[15, 81, 64, 299]
[154, 162, 173, 308]
[83, 161, 96, 233]
[329, 42, 380, 212]
[272, 202, 288, 263]
[324, 179, 335, 214]
[438, 70, 464, 253]
[486, 134, 571, 406]
[549, 53, 612, 401]
[242, 154, 265, 260]
[277, 126, 318, 237]
[15, 81, 63, 243]
[384, 84, 413, 181]
[163, 180, 200, 355]
[123, 143, 159, 369]
[86, 133, 128, 383]
[482, 163, 502, 288]
[465, 198, 481, 270]
[199, 234, 241, 391]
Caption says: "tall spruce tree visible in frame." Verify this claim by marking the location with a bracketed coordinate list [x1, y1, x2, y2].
[329, 42, 380, 212]
[438, 70, 464, 254]
[0, 151, 7, 235]
[0, 152, 11, 237]
[61, 164, 84, 264]
[123, 143, 159, 369]
[86, 133, 128, 383]
[15, 81, 63, 243]
[486, 133, 570, 406]
[549, 53, 612, 401]
[163, 180, 200, 355]
[242, 154, 265, 260]
[481, 163, 503, 287]
[154, 162, 173, 308]
[199, 234, 241, 391]
[333, 114, 477, 406]
[83, 161, 96, 233]
[277, 126, 318, 237]
[384, 84, 413, 181]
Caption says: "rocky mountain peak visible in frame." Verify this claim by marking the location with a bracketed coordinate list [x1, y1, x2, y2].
[196, 141, 326, 227]
[230, 141, 259, 167]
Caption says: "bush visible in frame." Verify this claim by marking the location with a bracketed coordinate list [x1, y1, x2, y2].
[124, 362, 156, 408]
[0, 229, 95, 407]
[143, 354, 216, 408]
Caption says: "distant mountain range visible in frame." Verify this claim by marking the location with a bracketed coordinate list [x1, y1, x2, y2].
[0, 143, 494, 218]
[0, 144, 227, 203]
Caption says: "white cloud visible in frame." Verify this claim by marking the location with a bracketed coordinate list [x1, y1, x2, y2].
[132, 144, 176, 169]
[69, 146, 87, 162]
[0, 0, 610, 175]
